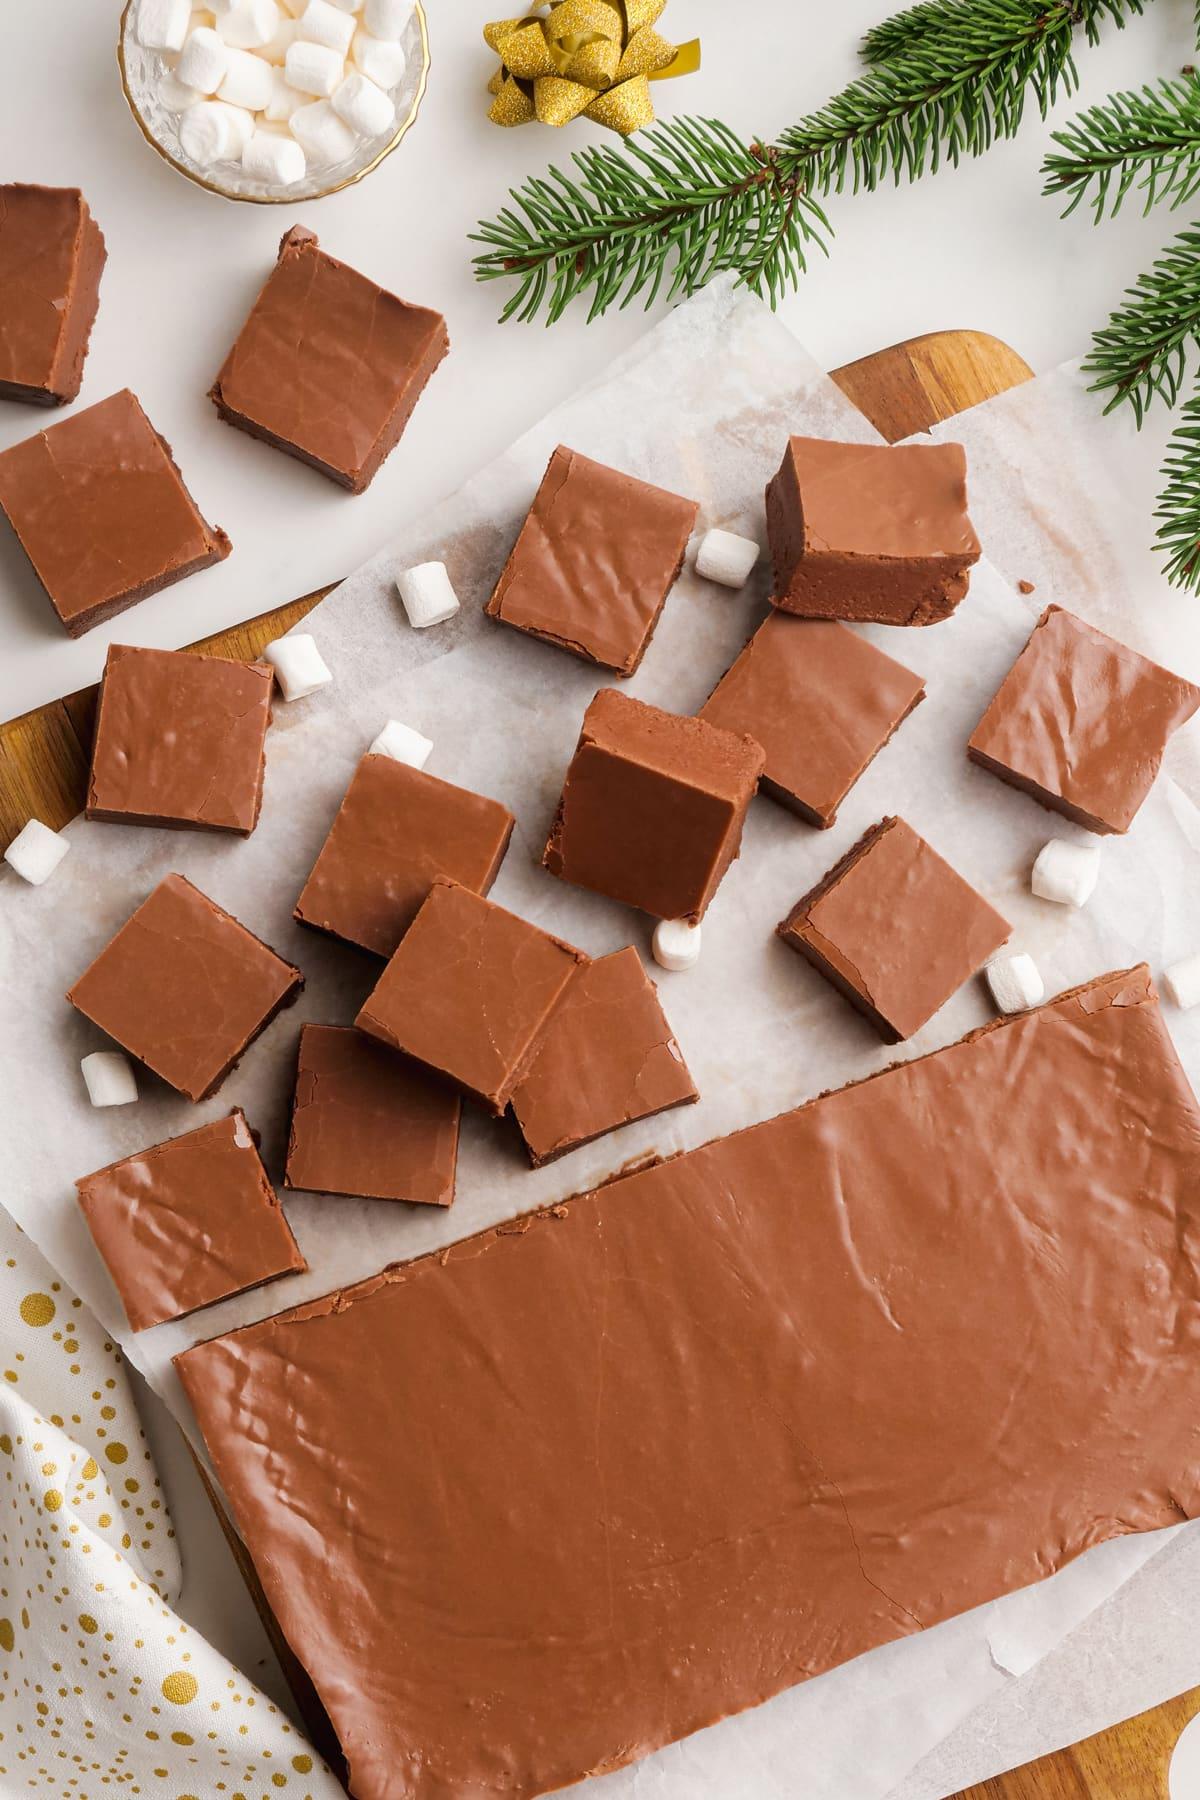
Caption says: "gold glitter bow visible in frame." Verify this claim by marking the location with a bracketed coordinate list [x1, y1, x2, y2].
[484, 0, 700, 135]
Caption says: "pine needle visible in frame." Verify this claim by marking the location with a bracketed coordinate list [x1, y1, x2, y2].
[1156, 389, 1200, 588]
[1083, 221, 1200, 423]
[1043, 78, 1200, 218]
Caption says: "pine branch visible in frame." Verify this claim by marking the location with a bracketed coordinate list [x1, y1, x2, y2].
[1083, 222, 1200, 423]
[864, 0, 1144, 62]
[1156, 389, 1200, 587]
[1043, 78, 1200, 218]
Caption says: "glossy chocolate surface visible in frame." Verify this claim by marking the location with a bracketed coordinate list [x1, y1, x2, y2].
[77, 1110, 305, 1333]
[543, 688, 765, 923]
[485, 445, 698, 676]
[210, 226, 449, 494]
[778, 816, 1010, 1041]
[0, 183, 106, 405]
[178, 968, 1200, 1800]
[86, 644, 273, 836]
[968, 605, 1200, 834]
[67, 874, 303, 1102]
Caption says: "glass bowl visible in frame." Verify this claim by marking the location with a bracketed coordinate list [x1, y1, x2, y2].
[117, 0, 430, 204]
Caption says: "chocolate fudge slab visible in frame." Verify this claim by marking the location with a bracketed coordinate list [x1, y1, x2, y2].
[86, 644, 273, 836]
[285, 1024, 461, 1207]
[0, 184, 106, 406]
[543, 688, 765, 923]
[210, 226, 449, 495]
[295, 754, 514, 958]
[699, 612, 926, 827]
[968, 605, 1200, 835]
[76, 1111, 305, 1333]
[67, 874, 303, 1102]
[510, 946, 698, 1167]
[0, 389, 230, 636]
[485, 445, 699, 676]
[178, 967, 1200, 1800]
[766, 437, 981, 626]
[356, 877, 586, 1115]
[778, 816, 1010, 1041]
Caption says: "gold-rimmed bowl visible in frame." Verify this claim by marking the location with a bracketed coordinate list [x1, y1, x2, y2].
[118, 1, 429, 204]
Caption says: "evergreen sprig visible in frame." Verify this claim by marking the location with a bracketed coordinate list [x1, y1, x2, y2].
[1156, 391, 1200, 585]
[1043, 79, 1200, 218]
[1082, 222, 1200, 422]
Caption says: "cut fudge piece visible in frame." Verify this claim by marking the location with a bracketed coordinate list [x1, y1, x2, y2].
[968, 605, 1200, 835]
[76, 1110, 305, 1333]
[778, 816, 1010, 1041]
[178, 967, 1200, 1800]
[0, 389, 231, 637]
[543, 688, 765, 923]
[210, 226, 449, 494]
[0, 184, 106, 406]
[285, 1024, 461, 1207]
[67, 873, 303, 1102]
[356, 877, 586, 1115]
[485, 445, 698, 677]
[295, 754, 514, 958]
[699, 612, 925, 828]
[766, 437, 980, 626]
[510, 946, 698, 1167]
[86, 644, 273, 836]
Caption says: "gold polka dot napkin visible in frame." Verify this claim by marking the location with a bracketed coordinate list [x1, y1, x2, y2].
[0, 1209, 340, 1800]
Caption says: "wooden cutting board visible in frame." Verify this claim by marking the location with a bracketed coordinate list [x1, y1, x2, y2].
[2, 327, 1196, 1800]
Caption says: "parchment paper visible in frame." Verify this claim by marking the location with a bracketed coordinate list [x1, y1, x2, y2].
[3, 279, 1199, 1799]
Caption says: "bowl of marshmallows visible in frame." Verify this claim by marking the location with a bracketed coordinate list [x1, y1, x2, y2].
[119, 0, 428, 202]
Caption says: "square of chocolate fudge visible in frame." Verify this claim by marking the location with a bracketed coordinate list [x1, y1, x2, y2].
[76, 1110, 305, 1333]
[510, 947, 698, 1167]
[543, 688, 765, 923]
[766, 437, 980, 626]
[356, 877, 586, 1115]
[968, 605, 1200, 834]
[777, 816, 1011, 1041]
[295, 754, 514, 958]
[485, 445, 698, 676]
[210, 226, 448, 494]
[0, 183, 106, 405]
[699, 613, 925, 828]
[86, 644, 273, 836]
[0, 389, 230, 637]
[285, 1024, 461, 1207]
[67, 874, 303, 1102]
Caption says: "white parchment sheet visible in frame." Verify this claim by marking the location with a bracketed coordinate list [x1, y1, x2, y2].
[3, 280, 1200, 1799]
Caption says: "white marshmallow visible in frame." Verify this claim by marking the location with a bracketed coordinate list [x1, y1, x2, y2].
[332, 69, 394, 135]
[264, 64, 305, 117]
[180, 98, 253, 160]
[396, 562, 461, 630]
[277, 0, 307, 14]
[263, 632, 332, 701]
[653, 918, 702, 973]
[365, 0, 411, 37]
[1031, 838, 1101, 909]
[177, 25, 231, 90]
[138, 0, 193, 51]
[259, 15, 297, 59]
[4, 819, 70, 887]
[243, 128, 307, 183]
[218, 44, 275, 107]
[695, 527, 760, 590]
[216, 0, 280, 46]
[207, 0, 235, 11]
[1164, 952, 1200, 1011]
[159, 69, 203, 109]
[290, 97, 357, 162]
[286, 38, 344, 95]
[297, 0, 357, 52]
[327, 0, 363, 10]
[369, 719, 433, 769]
[985, 952, 1044, 1015]
[80, 1051, 139, 1110]
[352, 26, 406, 87]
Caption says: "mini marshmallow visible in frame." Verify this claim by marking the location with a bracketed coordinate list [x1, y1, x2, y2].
[396, 562, 461, 630]
[369, 719, 433, 769]
[264, 64, 305, 116]
[297, 0, 357, 52]
[263, 632, 333, 701]
[259, 15, 298, 59]
[332, 69, 394, 135]
[138, 0, 193, 51]
[177, 24, 231, 90]
[327, 0, 363, 10]
[4, 818, 70, 887]
[80, 1051, 139, 1110]
[215, 0, 280, 46]
[985, 952, 1045, 1015]
[352, 26, 406, 86]
[1031, 838, 1101, 909]
[653, 918, 702, 973]
[695, 527, 761, 590]
[365, 0, 411, 37]
[243, 128, 307, 183]
[290, 97, 357, 162]
[207, 0, 235, 10]
[1164, 952, 1200, 1011]
[180, 98, 254, 161]
[159, 69, 203, 109]
[286, 37, 344, 95]
[218, 44, 276, 107]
